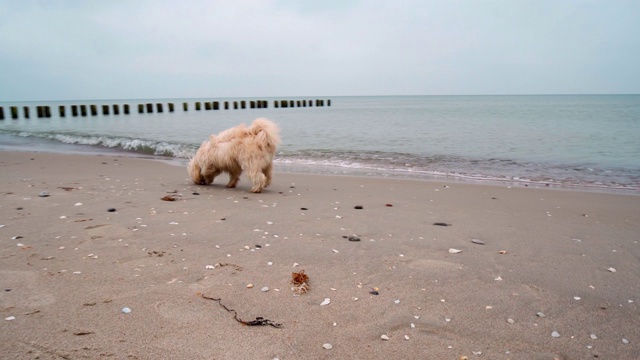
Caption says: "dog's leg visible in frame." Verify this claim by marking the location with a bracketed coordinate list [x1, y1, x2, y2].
[263, 164, 273, 188]
[202, 168, 220, 185]
[248, 166, 268, 193]
[226, 168, 242, 188]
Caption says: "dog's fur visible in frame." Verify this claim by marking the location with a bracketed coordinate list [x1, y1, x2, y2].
[187, 118, 280, 193]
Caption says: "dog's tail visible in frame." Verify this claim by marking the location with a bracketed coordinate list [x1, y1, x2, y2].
[249, 118, 280, 152]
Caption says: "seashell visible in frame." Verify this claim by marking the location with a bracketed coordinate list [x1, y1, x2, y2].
[320, 298, 331, 306]
[380, 334, 390, 340]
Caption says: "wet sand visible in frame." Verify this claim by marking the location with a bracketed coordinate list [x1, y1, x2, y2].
[1, 151, 639, 359]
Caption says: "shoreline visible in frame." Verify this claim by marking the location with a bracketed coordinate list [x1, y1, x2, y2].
[1, 150, 639, 358]
[2, 144, 638, 196]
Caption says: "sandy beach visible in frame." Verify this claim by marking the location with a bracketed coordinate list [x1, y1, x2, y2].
[0, 150, 638, 359]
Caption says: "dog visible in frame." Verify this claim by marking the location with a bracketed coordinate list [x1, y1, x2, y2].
[188, 118, 280, 193]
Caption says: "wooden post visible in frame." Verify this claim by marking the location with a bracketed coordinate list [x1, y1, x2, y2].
[263, 100, 268, 109]
[59, 106, 65, 117]
[241, 100, 246, 109]
[274, 101, 279, 108]
[37, 106, 44, 118]
[168, 103, 174, 112]
[24, 106, 30, 118]
[0, 106, 4, 120]
[124, 104, 130, 114]
[183, 102, 188, 111]
[328, 99, 331, 106]
[71, 105, 78, 117]
[205, 102, 212, 110]
[302, 100, 307, 107]
[224, 102, 229, 110]
[81, 105, 88, 116]
[11, 106, 18, 119]
[102, 105, 110, 115]
[146, 103, 153, 113]
[213, 101, 219, 110]
[232, 101, 237, 109]
[296, 100, 301, 107]
[156, 103, 163, 113]
[195, 102, 201, 110]
[280, 100, 287, 108]
[138, 104, 144, 113]
[113, 104, 120, 115]
[250, 101, 256, 109]
[309, 100, 313, 107]
[90, 105, 97, 116]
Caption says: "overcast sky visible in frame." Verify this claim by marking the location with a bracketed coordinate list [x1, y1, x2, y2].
[1, 0, 639, 101]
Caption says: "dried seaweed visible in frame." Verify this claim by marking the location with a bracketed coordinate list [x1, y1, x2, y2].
[198, 293, 283, 328]
[161, 195, 176, 201]
[291, 270, 310, 294]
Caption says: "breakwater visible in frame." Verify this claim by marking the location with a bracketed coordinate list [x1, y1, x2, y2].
[0, 98, 331, 120]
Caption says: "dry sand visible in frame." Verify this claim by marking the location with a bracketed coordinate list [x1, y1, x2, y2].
[1, 151, 639, 359]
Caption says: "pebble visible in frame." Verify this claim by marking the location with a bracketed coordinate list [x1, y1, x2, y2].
[380, 334, 390, 340]
[622, 338, 630, 344]
[38, 191, 49, 197]
[122, 307, 131, 314]
[205, 265, 215, 269]
[394, 299, 401, 304]
[507, 318, 515, 324]
[354, 205, 363, 209]
[5, 316, 16, 321]
[448, 248, 463, 254]
[590, 334, 598, 340]
[320, 298, 331, 306]
[322, 343, 333, 350]
[574, 296, 581, 300]
[471, 239, 485, 245]
[107, 208, 116, 212]
[74, 202, 82, 206]
[551, 331, 560, 338]
[246, 284, 254, 288]
[404, 335, 410, 340]
[536, 312, 546, 318]
[348, 236, 361, 242]
[261, 287, 269, 292]
[607, 267, 617, 272]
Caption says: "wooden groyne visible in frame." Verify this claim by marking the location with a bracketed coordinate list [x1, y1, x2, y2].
[0, 99, 331, 120]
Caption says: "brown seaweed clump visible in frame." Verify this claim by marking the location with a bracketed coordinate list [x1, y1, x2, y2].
[291, 270, 310, 294]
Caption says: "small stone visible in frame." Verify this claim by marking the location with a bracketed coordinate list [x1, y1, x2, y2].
[507, 318, 515, 324]
[205, 265, 215, 269]
[380, 334, 390, 340]
[471, 239, 485, 245]
[551, 331, 560, 338]
[607, 267, 616, 272]
[246, 284, 254, 288]
[320, 298, 331, 306]
[354, 205, 363, 209]
[494, 276, 503, 281]
[622, 338, 630, 344]
[322, 343, 333, 350]
[394, 299, 400, 304]
[74, 202, 82, 206]
[448, 248, 463, 254]
[121, 307, 131, 314]
[107, 208, 116, 212]
[590, 334, 597, 340]
[536, 312, 546, 318]
[38, 191, 49, 197]
[404, 335, 410, 340]
[192, 192, 200, 195]
[5, 316, 16, 321]
[498, 250, 507, 254]
[332, 249, 339, 253]
[574, 296, 581, 300]
[261, 287, 269, 292]
[348, 236, 361, 242]
[434, 222, 450, 226]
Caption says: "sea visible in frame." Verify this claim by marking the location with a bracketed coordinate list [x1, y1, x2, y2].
[1, 95, 639, 194]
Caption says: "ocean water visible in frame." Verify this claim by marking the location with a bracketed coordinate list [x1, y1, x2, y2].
[1, 95, 639, 193]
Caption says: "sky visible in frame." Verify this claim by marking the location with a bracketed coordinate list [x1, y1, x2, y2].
[0, 0, 639, 101]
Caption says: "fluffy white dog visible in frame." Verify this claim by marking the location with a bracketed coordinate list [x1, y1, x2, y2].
[188, 118, 280, 193]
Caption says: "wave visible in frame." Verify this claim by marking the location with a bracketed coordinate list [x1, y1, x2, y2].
[1, 129, 197, 158]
